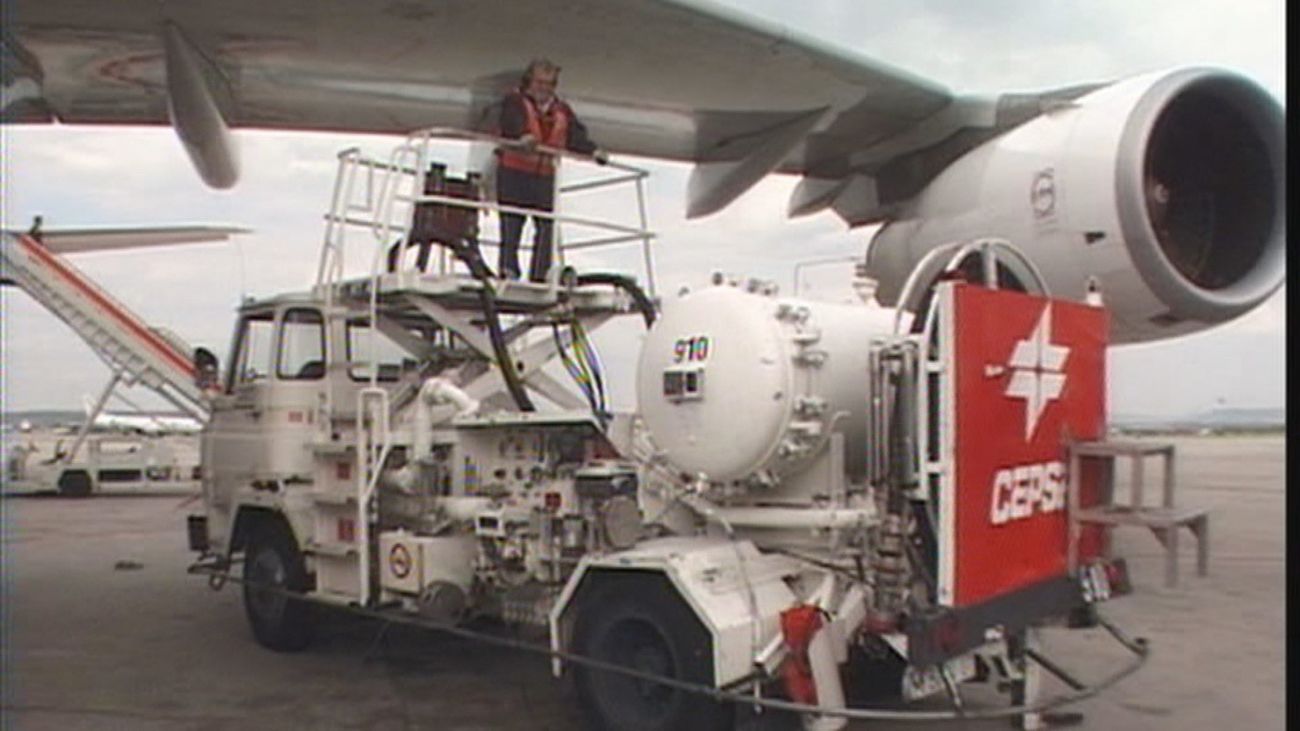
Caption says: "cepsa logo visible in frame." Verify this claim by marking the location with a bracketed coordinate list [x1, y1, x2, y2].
[990, 460, 1066, 525]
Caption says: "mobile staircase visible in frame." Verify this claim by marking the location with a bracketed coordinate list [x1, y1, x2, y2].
[1, 226, 237, 468]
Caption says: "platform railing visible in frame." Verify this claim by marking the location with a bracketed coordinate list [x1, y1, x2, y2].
[317, 127, 658, 298]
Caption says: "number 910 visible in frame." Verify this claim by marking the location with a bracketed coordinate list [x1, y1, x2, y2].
[673, 336, 710, 363]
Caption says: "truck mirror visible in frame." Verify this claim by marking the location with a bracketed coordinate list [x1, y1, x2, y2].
[194, 347, 220, 392]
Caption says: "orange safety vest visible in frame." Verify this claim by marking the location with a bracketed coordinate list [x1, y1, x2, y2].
[497, 92, 570, 177]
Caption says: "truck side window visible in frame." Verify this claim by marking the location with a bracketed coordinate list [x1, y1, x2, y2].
[278, 308, 326, 380]
[346, 319, 408, 382]
[229, 312, 275, 391]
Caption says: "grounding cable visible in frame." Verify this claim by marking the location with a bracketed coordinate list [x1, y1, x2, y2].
[187, 560, 1148, 723]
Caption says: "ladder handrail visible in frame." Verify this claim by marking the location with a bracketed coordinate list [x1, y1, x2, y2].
[316, 127, 658, 296]
[900, 239, 1051, 557]
[355, 386, 391, 606]
[1, 232, 209, 421]
[892, 237, 1050, 335]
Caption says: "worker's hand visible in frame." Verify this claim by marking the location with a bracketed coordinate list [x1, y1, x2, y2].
[518, 133, 538, 149]
[593, 149, 610, 166]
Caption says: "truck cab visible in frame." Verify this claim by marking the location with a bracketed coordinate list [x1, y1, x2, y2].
[202, 290, 449, 554]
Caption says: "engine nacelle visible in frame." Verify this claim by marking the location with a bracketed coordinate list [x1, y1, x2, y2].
[865, 68, 1285, 343]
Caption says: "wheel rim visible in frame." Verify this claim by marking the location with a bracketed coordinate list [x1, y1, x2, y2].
[246, 545, 289, 622]
[592, 617, 679, 721]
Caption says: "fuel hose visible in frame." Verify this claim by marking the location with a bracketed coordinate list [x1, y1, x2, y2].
[188, 559, 1148, 723]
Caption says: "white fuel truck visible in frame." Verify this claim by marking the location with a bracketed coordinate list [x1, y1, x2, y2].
[188, 134, 1141, 731]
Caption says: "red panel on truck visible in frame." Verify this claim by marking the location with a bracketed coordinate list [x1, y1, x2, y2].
[951, 285, 1108, 607]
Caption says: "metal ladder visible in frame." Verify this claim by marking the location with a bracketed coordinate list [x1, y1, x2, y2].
[2, 231, 209, 423]
[316, 143, 424, 298]
[1066, 440, 1210, 588]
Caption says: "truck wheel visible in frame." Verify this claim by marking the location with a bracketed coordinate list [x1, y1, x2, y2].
[573, 578, 733, 731]
[57, 470, 93, 497]
[242, 520, 314, 652]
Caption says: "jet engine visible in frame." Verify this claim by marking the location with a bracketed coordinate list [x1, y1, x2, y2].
[865, 68, 1285, 343]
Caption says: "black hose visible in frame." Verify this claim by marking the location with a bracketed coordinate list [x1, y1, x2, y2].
[574, 272, 656, 328]
[444, 235, 535, 412]
[189, 562, 1150, 723]
[478, 284, 535, 412]
[442, 248, 652, 412]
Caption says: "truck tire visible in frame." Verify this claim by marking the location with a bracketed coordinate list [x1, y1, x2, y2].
[242, 520, 315, 652]
[57, 470, 93, 497]
[573, 577, 733, 731]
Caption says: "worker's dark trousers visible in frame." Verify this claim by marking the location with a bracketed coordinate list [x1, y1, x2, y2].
[497, 168, 556, 282]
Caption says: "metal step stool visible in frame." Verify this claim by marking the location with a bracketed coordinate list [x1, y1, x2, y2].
[1067, 440, 1210, 588]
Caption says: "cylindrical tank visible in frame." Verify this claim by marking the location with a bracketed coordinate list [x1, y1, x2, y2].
[636, 283, 895, 483]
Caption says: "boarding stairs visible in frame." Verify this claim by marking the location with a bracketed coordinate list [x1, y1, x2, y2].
[1, 231, 210, 429]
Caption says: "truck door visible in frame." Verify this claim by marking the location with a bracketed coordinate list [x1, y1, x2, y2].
[265, 307, 329, 475]
[205, 307, 328, 485]
[203, 309, 276, 529]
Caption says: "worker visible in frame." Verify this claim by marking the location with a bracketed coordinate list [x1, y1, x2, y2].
[495, 58, 608, 282]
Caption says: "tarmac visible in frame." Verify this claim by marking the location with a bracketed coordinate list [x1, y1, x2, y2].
[0, 434, 1285, 730]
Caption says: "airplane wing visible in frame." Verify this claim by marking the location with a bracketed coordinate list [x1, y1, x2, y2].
[4, 0, 1095, 221]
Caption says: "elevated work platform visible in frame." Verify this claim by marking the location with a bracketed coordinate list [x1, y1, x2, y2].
[324, 270, 635, 315]
[315, 127, 657, 300]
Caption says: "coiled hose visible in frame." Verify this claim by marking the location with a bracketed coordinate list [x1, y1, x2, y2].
[444, 235, 535, 412]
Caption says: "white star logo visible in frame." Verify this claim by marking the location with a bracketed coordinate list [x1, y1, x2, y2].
[1004, 304, 1070, 441]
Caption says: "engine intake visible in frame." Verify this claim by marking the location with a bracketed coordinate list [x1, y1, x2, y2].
[866, 67, 1285, 343]
[1116, 69, 1285, 324]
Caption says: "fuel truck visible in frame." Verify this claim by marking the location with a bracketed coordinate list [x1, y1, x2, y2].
[185, 133, 1168, 730]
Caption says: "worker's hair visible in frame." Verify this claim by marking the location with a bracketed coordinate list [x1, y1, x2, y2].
[522, 58, 562, 86]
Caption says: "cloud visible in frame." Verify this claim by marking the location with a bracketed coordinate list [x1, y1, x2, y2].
[718, 0, 1284, 98]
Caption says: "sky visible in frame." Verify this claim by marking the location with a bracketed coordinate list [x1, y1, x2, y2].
[0, 0, 1286, 419]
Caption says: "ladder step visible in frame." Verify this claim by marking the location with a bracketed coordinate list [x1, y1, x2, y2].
[3, 235, 208, 417]
[309, 489, 357, 506]
[310, 440, 355, 457]
[304, 540, 358, 558]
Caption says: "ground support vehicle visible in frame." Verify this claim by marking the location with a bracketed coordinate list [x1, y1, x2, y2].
[21, 434, 199, 496]
[188, 133, 1144, 731]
